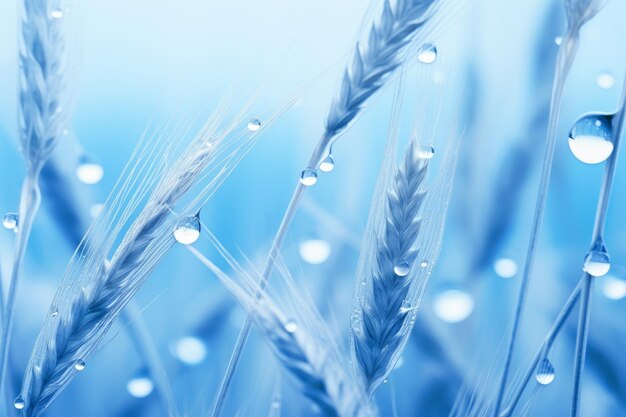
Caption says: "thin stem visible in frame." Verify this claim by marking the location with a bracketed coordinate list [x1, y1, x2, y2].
[570, 275, 593, 417]
[492, 31, 580, 417]
[210, 181, 306, 417]
[0, 173, 42, 399]
[500, 281, 582, 417]
[123, 301, 178, 417]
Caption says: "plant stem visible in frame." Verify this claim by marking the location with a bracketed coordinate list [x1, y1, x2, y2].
[210, 180, 306, 417]
[0, 173, 42, 400]
[492, 31, 580, 417]
[570, 274, 592, 417]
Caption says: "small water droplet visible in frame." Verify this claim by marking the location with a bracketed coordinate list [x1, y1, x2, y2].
[50, 8, 64, 18]
[319, 155, 335, 172]
[127, 375, 154, 398]
[50, 306, 59, 317]
[299, 169, 318, 186]
[400, 300, 413, 314]
[583, 247, 611, 277]
[383, 378, 388, 384]
[420, 260, 429, 268]
[535, 358, 555, 385]
[174, 215, 201, 245]
[284, 320, 298, 333]
[494, 258, 517, 278]
[417, 43, 437, 64]
[554, 36, 563, 46]
[76, 155, 104, 185]
[14, 395, 25, 410]
[417, 145, 435, 159]
[75, 360, 86, 371]
[394, 260, 411, 276]
[568, 113, 614, 164]
[3, 213, 18, 230]
[596, 73, 615, 90]
[247, 118, 261, 132]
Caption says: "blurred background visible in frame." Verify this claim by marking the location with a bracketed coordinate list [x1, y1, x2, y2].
[1, 0, 626, 416]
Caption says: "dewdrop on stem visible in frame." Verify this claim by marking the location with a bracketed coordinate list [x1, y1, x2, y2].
[535, 358, 555, 385]
[3, 213, 18, 230]
[583, 241, 611, 277]
[14, 395, 25, 410]
[75, 360, 86, 371]
[417, 145, 435, 159]
[247, 118, 261, 132]
[319, 155, 335, 172]
[299, 168, 318, 186]
[568, 113, 614, 164]
[417, 43, 437, 64]
[393, 260, 411, 276]
[174, 214, 201, 245]
[284, 320, 298, 333]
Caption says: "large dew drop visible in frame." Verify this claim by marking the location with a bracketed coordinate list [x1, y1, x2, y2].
[76, 155, 104, 185]
[568, 113, 614, 164]
[75, 360, 86, 371]
[535, 358, 555, 385]
[417, 43, 437, 64]
[583, 248, 611, 277]
[174, 215, 201, 245]
[394, 260, 411, 276]
[417, 145, 435, 159]
[299, 169, 318, 186]
[3, 213, 18, 230]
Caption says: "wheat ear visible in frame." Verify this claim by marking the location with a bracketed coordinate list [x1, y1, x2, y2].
[212, 1, 441, 414]
[0, 0, 70, 399]
[17, 106, 259, 417]
[351, 142, 427, 395]
[492, 1, 609, 415]
[188, 245, 374, 417]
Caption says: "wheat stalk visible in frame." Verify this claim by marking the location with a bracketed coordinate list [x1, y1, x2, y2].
[188, 245, 374, 417]
[212, 1, 442, 414]
[0, 0, 70, 399]
[352, 142, 428, 395]
[17, 108, 259, 417]
[492, 1, 609, 415]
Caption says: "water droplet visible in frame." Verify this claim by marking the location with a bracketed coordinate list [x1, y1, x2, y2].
[383, 378, 388, 384]
[75, 360, 86, 371]
[299, 239, 331, 264]
[535, 359, 555, 385]
[568, 113, 614, 164]
[172, 336, 207, 365]
[400, 300, 413, 314]
[596, 72, 615, 90]
[14, 395, 25, 410]
[433, 289, 474, 323]
[127, 375, 154, 398]
[50, 306, 59, 317]
[394, 260, 411, 276]
[417, 43, 437, 64]
[3, 213, 18, 230]
[247, 118, 261, 132]
[583, 246, 611, 277]
[494, 258, 518, 279]
[76, 155, 104, 185]
[173, 215, 201, 245]
[420, 260, 429, 268]
[284, 320, 298, 333]
[417, 145, 435, 159]
[554, 36, 563, 46]
[299, 169, 318, 186]
[601, 275, 626, 300]
[319, 155, 335, 172]
[50, 8, 64, 18]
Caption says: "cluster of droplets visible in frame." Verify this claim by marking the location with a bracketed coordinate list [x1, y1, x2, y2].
[568, 113, 615, 165]
[173, 214, 201, 245]
[535, 358, 556, 385]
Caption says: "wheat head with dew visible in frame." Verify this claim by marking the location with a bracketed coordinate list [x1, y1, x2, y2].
[188, 238, 374, 417]
[492, 0, 609, 415]
[211, 0, 446, 413]
[15, 95, 290, 417]
[0, 0, 72, 399]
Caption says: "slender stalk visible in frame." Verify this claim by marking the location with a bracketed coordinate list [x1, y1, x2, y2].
[492, 30, 580, 417]
[0, 173, 42, 399]
[570, 275, 592, 417]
